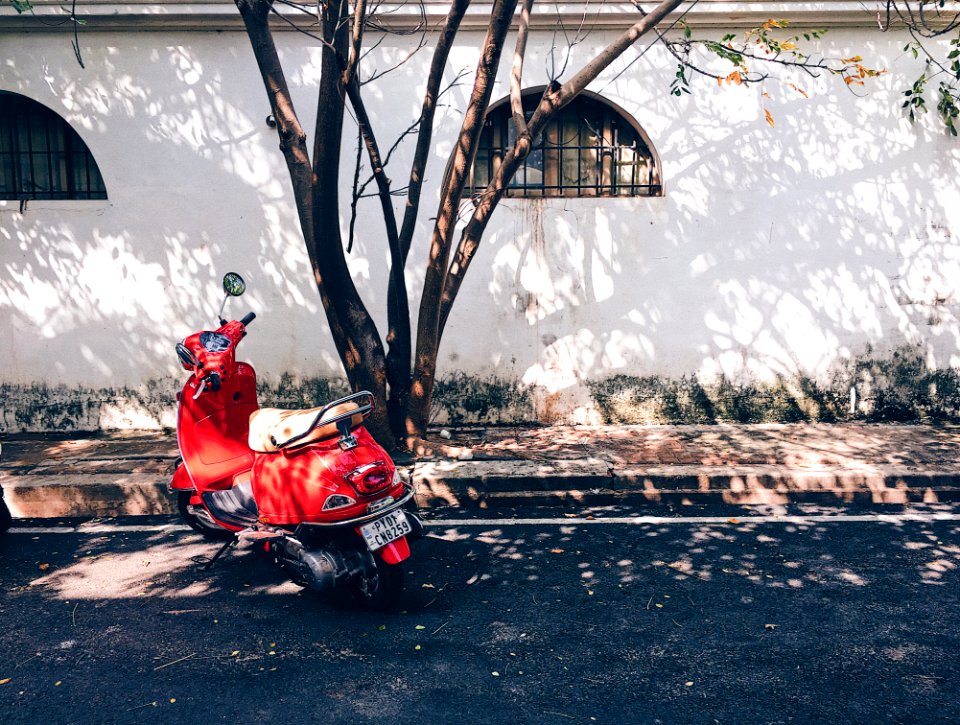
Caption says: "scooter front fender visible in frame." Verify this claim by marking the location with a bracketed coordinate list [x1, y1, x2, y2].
[169, 461, 194, 491]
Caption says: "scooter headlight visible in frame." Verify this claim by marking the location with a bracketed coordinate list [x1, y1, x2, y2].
[176, 342, 198, 370]
[322, 494, 356, 511]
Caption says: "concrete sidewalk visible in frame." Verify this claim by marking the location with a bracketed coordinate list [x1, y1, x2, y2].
[2, 423, 960, 518]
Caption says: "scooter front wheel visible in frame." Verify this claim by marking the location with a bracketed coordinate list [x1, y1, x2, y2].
[0, 498, 12, 534]
[176, 491, 235, 541]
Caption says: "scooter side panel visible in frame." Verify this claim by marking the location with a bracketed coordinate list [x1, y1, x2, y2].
[252, 427, 398, 525]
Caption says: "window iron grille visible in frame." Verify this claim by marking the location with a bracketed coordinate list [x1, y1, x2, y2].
[466, 90, 662, 199]
[0, 91, 107, 201]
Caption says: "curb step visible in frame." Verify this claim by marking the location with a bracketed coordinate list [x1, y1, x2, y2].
[4, 462, 960, 517]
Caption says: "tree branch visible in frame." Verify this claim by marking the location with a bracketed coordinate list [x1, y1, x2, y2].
[438, 0, 689, 336]
[511, 0, 535, 136]
[344, 77, 411, 431]
[344, 0, 367, 86]
[547, 0, 687, 115]
[397, 0, 472, 262]
[407, 0, 518, 439]
[235, 0, 314, 251]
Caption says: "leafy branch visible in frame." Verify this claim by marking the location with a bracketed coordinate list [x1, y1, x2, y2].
[901, 32, 960, 135]
[665, 19, 885, 125]
[876, 1, 960, 134]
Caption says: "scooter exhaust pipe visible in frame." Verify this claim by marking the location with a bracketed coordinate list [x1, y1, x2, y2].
[276, 537, 364, 592]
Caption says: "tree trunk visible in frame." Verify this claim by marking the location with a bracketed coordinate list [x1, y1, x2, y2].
[311, 0, 394, 445]
[405, 0, 519, 444]
[405, 0, 688, 445]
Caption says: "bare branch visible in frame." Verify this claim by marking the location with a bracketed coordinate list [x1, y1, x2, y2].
[881, 0, 960, 37]
[549, 0, 687, 113]
[598, 0, 697, 91]
[361, 32, 429, 84]
[269, 0, 332, 46]
[511, 0, 535, 136]
[345, 77, 412, 430]
[397, 0, 472, 262]
[547, 0, 602, 80]
[354, 114, 420, 201]
[344, 0, 368, 86]
[365, 0, 428, 33]
[272, 0, 320, 18]
[358, 32, 387, 64]
[348, 124, 364, 254]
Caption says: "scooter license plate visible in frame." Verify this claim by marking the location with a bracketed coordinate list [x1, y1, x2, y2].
[360, 510, 412, 551]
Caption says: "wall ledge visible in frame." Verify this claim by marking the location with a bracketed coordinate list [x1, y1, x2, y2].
[0, 1, 918, 32]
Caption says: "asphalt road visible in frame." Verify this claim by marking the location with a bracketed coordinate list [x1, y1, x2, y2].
[1, 504, 959, 725]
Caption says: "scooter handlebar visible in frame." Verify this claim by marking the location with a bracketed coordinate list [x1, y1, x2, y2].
[240, 311, 256, 326]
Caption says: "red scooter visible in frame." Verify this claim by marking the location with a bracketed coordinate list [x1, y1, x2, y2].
[170, 273, 420, 610]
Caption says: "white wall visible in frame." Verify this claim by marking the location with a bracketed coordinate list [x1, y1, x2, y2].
[1, 19, 958, 429]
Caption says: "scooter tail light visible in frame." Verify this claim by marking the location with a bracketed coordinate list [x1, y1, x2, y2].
[346, 462, 392, 496]
[357, 471, 389, 495]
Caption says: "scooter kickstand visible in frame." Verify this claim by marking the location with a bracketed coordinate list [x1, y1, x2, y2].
[202, 534, 239, 571]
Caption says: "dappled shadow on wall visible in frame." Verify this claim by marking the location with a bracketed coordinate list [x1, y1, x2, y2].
[0, 41, 339, 432]
[470, 43, 960, 421]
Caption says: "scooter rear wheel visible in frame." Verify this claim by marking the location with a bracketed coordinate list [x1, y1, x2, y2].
[361, 557, 404, 612]
[176, 491, 235, 541]
[334, 548, 405, 612]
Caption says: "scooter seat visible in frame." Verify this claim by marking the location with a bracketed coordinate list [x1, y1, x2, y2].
[248, 402, 364, 453]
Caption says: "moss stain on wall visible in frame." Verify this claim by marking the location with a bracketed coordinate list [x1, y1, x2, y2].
[3, 345, 960, 432]
[431, 372, 535, 424]
[588, 345, 960, 424]
[0, 373, 531, 432]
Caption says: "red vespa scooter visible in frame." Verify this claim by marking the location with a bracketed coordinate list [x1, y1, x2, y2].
[169, 273, 420, 610]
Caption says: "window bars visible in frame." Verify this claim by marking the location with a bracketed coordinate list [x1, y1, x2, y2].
[0, 92, 107, 201]
[467, 93, 661, 199]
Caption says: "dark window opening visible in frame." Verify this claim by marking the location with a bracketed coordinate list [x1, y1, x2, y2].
[0, 92, 107, 201]
[466, 89, 662, 199]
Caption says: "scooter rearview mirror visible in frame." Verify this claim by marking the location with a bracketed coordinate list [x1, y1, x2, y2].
[218, 272, 247, 324]
[223, 272, 246, 297]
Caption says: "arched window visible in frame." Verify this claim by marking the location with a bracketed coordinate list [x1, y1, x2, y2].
[0, 92, 107, 200]
[466, 88, 662, 198]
